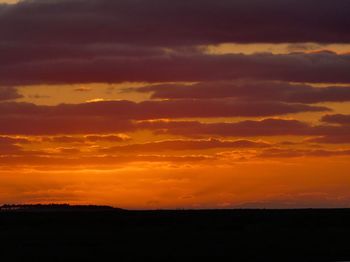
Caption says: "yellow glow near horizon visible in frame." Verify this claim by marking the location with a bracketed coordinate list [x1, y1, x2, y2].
[0, 0, 19, 3]
[205, 43, 350, 55]
[1, 157, 350, 209]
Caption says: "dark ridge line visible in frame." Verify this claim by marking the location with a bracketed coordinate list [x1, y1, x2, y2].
[0, 204, 124, 212]
[1, 204, 350, 213]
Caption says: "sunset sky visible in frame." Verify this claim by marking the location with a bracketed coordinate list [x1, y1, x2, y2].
[1, 0, 350, 209]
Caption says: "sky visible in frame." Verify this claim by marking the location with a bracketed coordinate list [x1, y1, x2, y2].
[1, 0, 350, 209]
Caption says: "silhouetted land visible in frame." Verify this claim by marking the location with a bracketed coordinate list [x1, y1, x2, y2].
[0, 205, 350, 261]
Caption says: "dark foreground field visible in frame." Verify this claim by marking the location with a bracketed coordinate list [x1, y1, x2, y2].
[0, 207, 350, 261]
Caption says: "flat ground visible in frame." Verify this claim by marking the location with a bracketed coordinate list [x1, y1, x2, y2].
[0, 208, 349, 261]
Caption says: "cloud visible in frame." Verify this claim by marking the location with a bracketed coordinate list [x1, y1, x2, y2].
[0, 86, 22, 101]
[0, 136, 29, 154]
[2, 51, 350, 85]
[0, 116, 134, 135]
[1, 100, 349, 140]
[0, 154, 215, 167]
[321, 114, 350, 125]
[57, 147, 81, 154]
[0, 100, 328, 134]
[307, 136, 350, 144]
[0, 100, 328, 118]
[1, 0, 349, 46]
[73, 87, 92, 92]
[1, 1, 350, 86]
[139, 118, 350, 139]
[42, 134, 130, 143]
[0, 116, 312, 136]
[133, 81, 350, 104]
[259, 148, 350, 158]
[0, 136, 29, 144]
[137, 119, 314, 137]
[306, 116, 350, 144]
[101, 138, 270, 154]
[42, 136, 85, 144]
[0, 42, 164, 66]
[85, 134, 131, 143]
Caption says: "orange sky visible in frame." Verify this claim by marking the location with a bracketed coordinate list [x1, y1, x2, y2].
[1, 0, 350, 209]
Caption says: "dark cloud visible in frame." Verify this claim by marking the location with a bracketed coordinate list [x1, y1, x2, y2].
[41, 134, 130, 143]
[0, 42, 165, 66]
[0, 100, 328, 135]
[58, 147, 81, 154]
[1, 0, 349, 46]
[2, 52, 350, 85]
[0, 100, 328, 118]
[0, 136, 29, 154]
[137, 119, 314, 137]
[0, 87, 22, 101]
[101, 138, 270, 153]
[42, 136, 85, 144]
[1, 1, 350, 86]
[0, 116, 134, 135]
[2, 100, 350, 140]
[133, 81, 350, 103]
[305, 115, 350, 144]
[0, 117, 298, 136]
[73, 87, 92, 92]
[134, 81, 274, 100]
[307, 135, 350, 144]
[0, 143, 21, 154]
[85, 134, 131, 143]
[286, 43, 324, 52]
[321, 114, 350, 125]
[0, 154, 215, 167]
[139, 118, 350, 139]
[0, 116, 313, 136]
[259, 148, 350, 158]
[0, 136, 30, 144]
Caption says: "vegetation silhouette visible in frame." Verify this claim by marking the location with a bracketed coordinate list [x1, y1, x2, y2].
[0, 204, 120, 212]
[0, 206, 349, 261]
